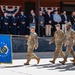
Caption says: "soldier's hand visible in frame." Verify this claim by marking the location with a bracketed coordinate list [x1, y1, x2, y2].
[25, 35, 29, 37]
[25, 35, 29, 39]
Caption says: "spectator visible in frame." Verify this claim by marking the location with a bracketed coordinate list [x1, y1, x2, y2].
[39, 11, 45, 37]
[61, 11, 69, 33]
[1, 12, 9, 34]
[10, 13, 17, 35]
[30, 10, 35, 16]
[29, 10, 37, 28]
[53, 10, 61, 33]
[45, 9, 53, 37]
[70, 11, 75, 30]
[18, 10, 27, 35]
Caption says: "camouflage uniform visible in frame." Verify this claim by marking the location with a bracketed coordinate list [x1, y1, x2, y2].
[50, 24, 65, 64]
[24, 31, 40, 65]
[59, 22, 75, 65]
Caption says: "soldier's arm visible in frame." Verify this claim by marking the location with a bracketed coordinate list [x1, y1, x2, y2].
[61, 31, 64, 38]
[61, 31, 66, 43]
[33, 34, 38, 49]
[62, 34, 66, 44]
[60, 32, 67, 46]
[24, 35, 29, 40]
[72, 31, 75, 45]
[11, 35, 29, 40]
[49, 36, 55, 44]
[50, 32, 55, 43]
[51, 37, 55, 42]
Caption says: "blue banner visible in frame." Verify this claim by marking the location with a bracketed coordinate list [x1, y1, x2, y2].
[0, 35, 12, 63]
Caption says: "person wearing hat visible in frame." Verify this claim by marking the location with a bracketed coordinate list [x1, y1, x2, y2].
[49, 24, 65, 64]
[59, 22, 75, 65]
[24, 26, 40, 65]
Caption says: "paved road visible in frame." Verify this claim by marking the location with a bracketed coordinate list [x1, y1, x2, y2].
[0, 58, 75, 75]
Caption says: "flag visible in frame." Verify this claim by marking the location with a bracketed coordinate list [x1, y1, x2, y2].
[0, 5, 22, 16]
[40, 7, 60, 14]
[0, 35, 12, 63]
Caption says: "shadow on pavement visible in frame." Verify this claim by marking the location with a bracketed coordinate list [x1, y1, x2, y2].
[0, 65, 24, 68]
[0, 62, 75, 72]
[30, 63, 75, 72]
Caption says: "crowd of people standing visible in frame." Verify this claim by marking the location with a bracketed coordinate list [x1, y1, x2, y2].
[0, 9, 75, 37]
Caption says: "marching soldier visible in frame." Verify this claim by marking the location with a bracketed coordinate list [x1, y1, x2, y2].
[49, 24, 65, 64]
[59, 22, 75, 65]
[24, 26, 40, 65]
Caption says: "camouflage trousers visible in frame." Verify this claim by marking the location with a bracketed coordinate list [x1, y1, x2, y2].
[27, 46, 38, 61]
[64, 45, 75, 59]
[53, 43, 65, 61]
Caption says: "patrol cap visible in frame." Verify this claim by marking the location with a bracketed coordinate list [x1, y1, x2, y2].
[30, 26, 35, 29]
[66, 22, 72, 27]
[55, 24, 60, 27]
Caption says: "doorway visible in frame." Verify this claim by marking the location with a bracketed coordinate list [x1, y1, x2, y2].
[24, 1, 35, 17]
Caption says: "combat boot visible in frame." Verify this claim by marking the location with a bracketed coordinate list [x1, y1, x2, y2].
[59, 59, 67, 65]
[59, 60, 65, 65]
[37, 58, 40, 64]
[49, 60, 55, 64]
[59, 56, 67, 65]
[70, 58, 75, 63]
[24, 60, 30, 65]
[33, 56, 40, 64]
[70, 58, 75, 66]
[24, 63, 29, 65]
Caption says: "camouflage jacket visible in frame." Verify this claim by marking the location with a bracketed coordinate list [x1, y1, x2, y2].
[51, 29, 64, 44]
[64, 28, 75, 45]
[27, 32, 38, 48]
